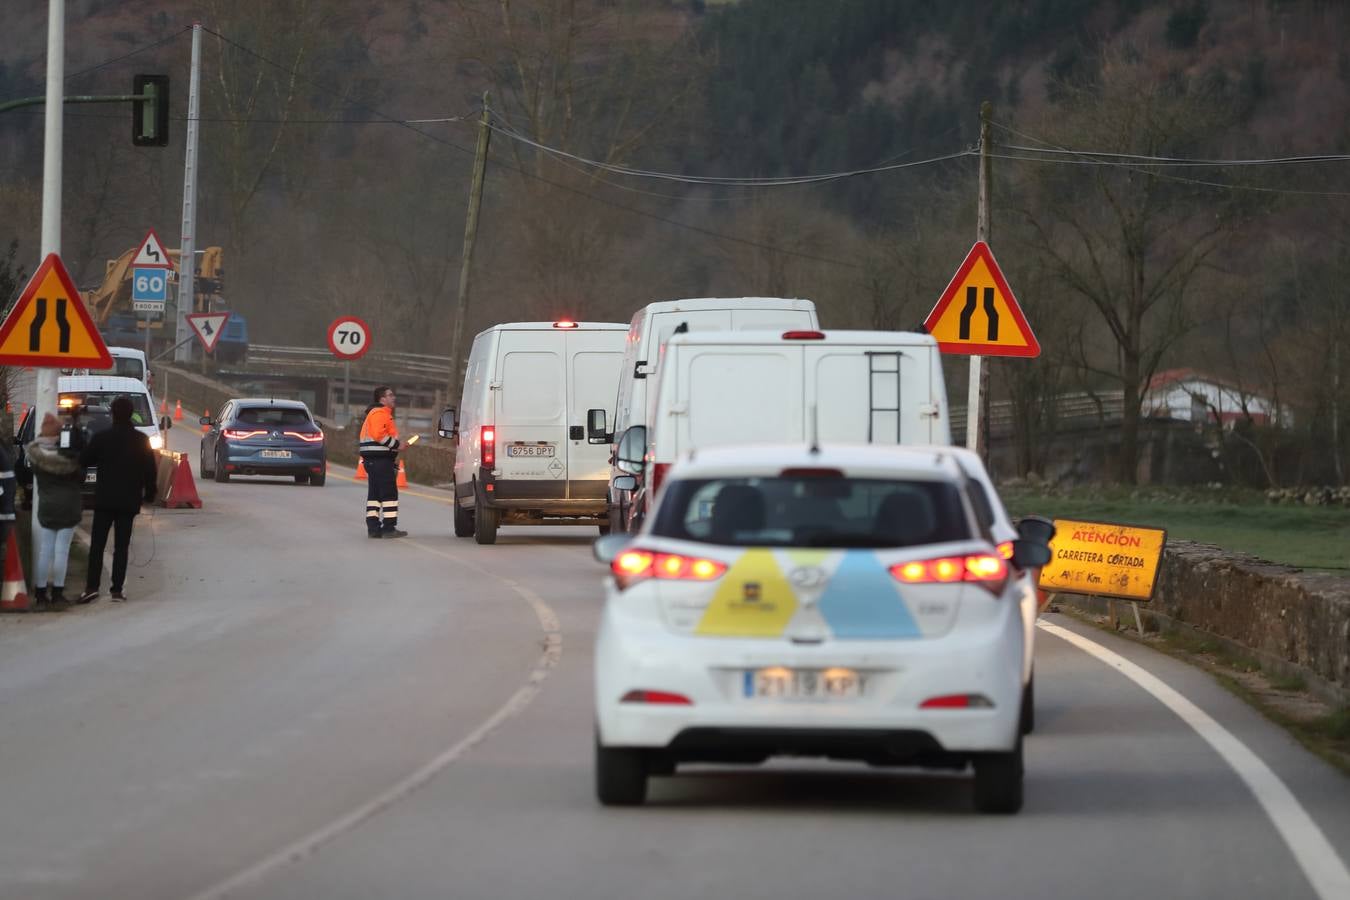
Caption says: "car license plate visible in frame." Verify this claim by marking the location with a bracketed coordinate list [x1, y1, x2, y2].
[260, 450, 292, 459]
[744, 667, 863, 700]
[506, 444, 555, 457]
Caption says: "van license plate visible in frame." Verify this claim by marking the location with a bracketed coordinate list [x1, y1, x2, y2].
[261, 450, 292, 459]
[507, 445, 555, 457]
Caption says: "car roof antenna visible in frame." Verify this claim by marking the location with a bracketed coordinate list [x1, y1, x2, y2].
[809, 404, 821, 455]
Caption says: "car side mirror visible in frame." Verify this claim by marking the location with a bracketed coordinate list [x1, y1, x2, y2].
[1011, 516, 1056, 569]
[613, 474, 637, 492]
[162, 416, 173, 431]
[593, 533, 633, 564]
[197, 416, 211, 427]
[437, 408, 458, 439]
[586, 408, 608, 444]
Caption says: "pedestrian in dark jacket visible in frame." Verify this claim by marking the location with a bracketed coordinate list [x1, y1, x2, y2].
[27, 413, 84, 610]
[78, 397, 158, 603]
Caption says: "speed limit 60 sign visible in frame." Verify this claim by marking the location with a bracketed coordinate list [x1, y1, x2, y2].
[132, 267, 168, 312]
[328, 316, 371, 360]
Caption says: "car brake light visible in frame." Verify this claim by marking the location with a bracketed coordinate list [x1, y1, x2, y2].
[223, 428, 267, 440]
[481, 426, 495, 467]
[620, 689, 693, 705]
[920, 693, 994, 709]
[889, 553, 1008, 595]
[782, 330, 826, 340]
[650, 462, 671, 497]
[611, 548, 727, 590]
[283, 431, 324, 443]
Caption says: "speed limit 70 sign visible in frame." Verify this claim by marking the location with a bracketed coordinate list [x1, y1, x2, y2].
[328, 316, 371, 360]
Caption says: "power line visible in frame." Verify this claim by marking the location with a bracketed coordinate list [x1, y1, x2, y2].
[63, 27, 191, 82]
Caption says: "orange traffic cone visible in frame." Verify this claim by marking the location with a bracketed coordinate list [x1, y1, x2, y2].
[0, 538, 32, 612]
[159, 396, 167, 414]
[161, 453, 203, 509]
[201, 408, 211, 434]
[397, 459, 408, 488]
[355, 458, 367, 480]
[173, 400, 184, 422]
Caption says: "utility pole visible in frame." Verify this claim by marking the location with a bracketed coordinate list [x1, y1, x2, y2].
[174, 22, 202, 363]
[967, 101, 994, 463]
[34, 0, 64, 434]
[444, 93, 492, 410]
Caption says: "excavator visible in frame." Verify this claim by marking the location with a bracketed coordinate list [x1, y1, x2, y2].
[83, 245, 249, 363]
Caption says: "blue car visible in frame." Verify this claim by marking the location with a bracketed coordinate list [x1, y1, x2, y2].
[199, 398, 326, 485]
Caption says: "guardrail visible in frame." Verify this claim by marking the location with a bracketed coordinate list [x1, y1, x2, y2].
[242, 345, 452, 380]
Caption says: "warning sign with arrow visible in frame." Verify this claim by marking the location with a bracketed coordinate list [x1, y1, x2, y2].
[924, 241, 1040, 358]
[187, 312, 231, 353]
[131, 229, 172, 269]
[0, 253, 111, 368]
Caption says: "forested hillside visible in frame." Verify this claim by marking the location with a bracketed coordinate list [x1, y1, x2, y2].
[1, 0, 1348, 483]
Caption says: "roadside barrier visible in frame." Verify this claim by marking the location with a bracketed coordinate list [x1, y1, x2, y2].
[0, 539, 32, 612]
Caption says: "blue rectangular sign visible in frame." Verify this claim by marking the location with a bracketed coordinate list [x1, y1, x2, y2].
[132, 267, 169, 303]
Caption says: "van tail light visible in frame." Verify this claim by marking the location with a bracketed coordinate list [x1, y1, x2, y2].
[889, 553, 1008, 595]
[283, 431, 324, 443]
[782, 330, 826, 340]
[621, 689, 693, 705]
[920, 693, 994, 709]
[650, 462, 672, 497]
[611, 548, 727, 590]
[223, 428, 267, 440]
[481, 426, 495, 467]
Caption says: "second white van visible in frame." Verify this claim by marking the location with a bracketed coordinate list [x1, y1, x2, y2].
[442, 320, 628, 544]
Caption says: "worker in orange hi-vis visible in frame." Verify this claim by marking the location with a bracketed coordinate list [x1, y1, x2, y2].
[358, 386, 406, 539]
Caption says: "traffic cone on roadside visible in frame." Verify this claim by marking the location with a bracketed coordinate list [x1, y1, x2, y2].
[201, 408, 211, 434]
[173, 400, 183, 422]
[159, 396, 167, 414]
[355, 458, 367, 480]
[0, 538, 33, 612]
[161, 453, 203, 509]
[397, 459, 408, 488]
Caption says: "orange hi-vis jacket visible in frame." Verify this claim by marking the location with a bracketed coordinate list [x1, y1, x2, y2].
[359, 406, 400, 457]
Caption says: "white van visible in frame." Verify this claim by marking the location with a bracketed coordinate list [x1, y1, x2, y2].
[443, 321, 628, 544]
[73, 347, 153, 392]
[613, 328, 951, 528]
[607, 297, 818, 531]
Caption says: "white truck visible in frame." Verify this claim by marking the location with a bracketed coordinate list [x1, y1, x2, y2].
[612, 328, 952, 528]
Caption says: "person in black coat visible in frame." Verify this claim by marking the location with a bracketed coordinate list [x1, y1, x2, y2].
[78, 396, 158, 603]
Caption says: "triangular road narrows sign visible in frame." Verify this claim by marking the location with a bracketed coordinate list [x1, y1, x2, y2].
[0, 253, 112, 368]
[924, 241, 1040, 358]
[187, 312, 231, 353]
[131, 229, 172, 268]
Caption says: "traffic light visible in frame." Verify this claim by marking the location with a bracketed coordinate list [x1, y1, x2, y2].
[132, 74, 170, 147]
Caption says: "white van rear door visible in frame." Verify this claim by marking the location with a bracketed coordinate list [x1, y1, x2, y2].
[494, 331, 567, 482]
[567, 331, 624, 498]
[678, 346, 804, 454]
[809, 344, 934, 444]
[728, 308, 817, 330]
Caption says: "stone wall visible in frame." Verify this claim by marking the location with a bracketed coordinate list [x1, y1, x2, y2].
[1057, 541, 1350, 706]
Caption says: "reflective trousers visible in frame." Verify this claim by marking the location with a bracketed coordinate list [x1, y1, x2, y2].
[363, 455, 399, 534]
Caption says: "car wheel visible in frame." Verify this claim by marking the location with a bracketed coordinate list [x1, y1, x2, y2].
[598, 523, 611, 537]
[973, 736, 1024, 814]
[473, 502, 499, 545]
[453, 495, 475, 538]
[1020, 672, 1034, 736]
[294, 474, 309, 484]
[200, 448, 212, 478]
[595, 737, 648, 807]
[310, 471, 326, 487]
[214, 449, 230, 483]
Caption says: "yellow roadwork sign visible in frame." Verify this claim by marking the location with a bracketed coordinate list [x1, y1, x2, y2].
[924, 241, 1040, 357]
[1038, 518, 1167, 601]
[0, 253, 111, 368]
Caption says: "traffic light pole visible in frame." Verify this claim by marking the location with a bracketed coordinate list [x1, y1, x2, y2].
[0, 93, 156, 114]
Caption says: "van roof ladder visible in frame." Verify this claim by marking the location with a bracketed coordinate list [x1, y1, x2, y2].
[864, 351, 904, 444]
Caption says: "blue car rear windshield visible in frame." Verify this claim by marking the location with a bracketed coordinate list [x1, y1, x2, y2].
[651, 476, 971, 549]
[234, 407, 312, 427]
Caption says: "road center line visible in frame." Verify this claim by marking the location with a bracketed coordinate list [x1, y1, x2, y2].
[1038, 620, 1350, 900]
[185, 539, 562, 900]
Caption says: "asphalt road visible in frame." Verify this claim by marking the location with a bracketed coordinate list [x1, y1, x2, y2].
[0, 426, 1346, 900]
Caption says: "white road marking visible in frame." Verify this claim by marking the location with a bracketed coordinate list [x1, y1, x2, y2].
[1039, 620, 1350, 900]
[185, 541, 563, 900]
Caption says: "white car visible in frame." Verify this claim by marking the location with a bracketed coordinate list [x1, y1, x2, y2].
[592, 444, 1053, 813]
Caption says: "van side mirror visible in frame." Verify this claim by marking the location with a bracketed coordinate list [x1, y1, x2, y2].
[613, 474, 637, 492]
[593, 533, 633, 564]
[1011, 516, 1056, 569]
[161, 416, 173, 431]
[437, 408, 458, 439]
[615, 425, 647, 474]
[586, 408, 609, 444]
